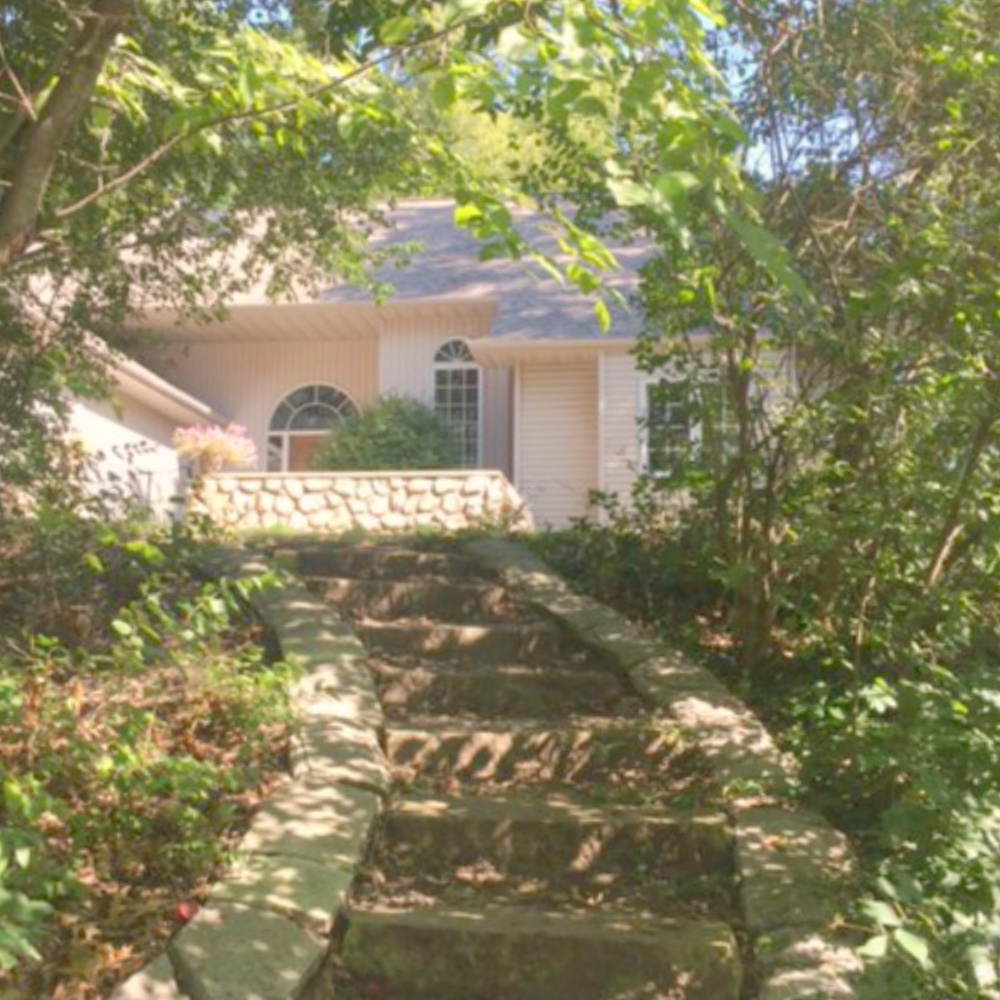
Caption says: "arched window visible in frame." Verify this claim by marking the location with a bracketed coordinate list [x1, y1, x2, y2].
[434, 339, 480, 468]
[267, 384, 358, 471]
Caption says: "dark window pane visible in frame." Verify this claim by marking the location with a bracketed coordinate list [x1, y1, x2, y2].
[290, 403, 337, 430]
[267, 435, 284, 471]
[287, 386, 314, 409]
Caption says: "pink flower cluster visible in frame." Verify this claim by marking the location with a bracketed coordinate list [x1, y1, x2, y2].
[172, 422, 258, 473]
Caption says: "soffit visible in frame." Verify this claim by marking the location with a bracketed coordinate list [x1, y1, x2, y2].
[468, 337, 635, 368]
[132, 299, 497, 343]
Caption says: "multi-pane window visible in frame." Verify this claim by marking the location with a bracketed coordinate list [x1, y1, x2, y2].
[643, 377, 731, 476]
[267, 384, 358, 471]
[644, 380, 696, 476]
[434, 339, 480, 468]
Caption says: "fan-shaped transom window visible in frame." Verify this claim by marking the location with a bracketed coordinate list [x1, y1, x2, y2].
[267, 384, 358, 472]
[434, 339, 480, 468]
[434, 339, 475, 365]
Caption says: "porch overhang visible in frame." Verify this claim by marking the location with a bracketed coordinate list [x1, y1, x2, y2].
[132, 298, 498, 343]
[467, 336, 635, 367]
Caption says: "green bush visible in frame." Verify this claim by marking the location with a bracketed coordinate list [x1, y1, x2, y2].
[312, 395, 461, 471]
[0, 523, 294, 986]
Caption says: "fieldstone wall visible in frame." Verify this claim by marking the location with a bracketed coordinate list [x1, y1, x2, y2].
[191, 471, 533, 533]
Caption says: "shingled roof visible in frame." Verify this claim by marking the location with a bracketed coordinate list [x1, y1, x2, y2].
[320, 199, 648, 341]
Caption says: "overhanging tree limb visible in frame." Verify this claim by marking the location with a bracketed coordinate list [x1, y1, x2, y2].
[0, 0, 134, 275]
[50, 20, 471, 224]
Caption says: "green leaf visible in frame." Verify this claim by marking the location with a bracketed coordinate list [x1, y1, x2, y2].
[454, 202, 484, 226]
[443, 0, 492, 17]
[893, 928, 931, 969]
[858, 933, 890, 959]
[379, 16, 418, 45]
[430, 73, 456, 109]
[573, 96, 607, 118]
[607, 178, 652, 208]
[111, 619, 134, 638]
[653, 170, 700, 204]
[861, 899, 903, 928]
[594, 299, 611, 334]
[236, 60, 254, 107]
[721, 208, 813, 303]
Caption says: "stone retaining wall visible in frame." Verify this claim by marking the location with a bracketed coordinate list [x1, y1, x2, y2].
[192, 471, 533, 533]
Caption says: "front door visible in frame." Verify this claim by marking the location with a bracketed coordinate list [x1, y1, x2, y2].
[288, 434, 325, 471]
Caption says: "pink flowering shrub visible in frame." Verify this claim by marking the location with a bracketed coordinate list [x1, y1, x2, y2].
[172, 423, 257, 473]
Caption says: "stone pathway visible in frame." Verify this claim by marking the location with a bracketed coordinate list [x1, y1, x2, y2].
[111, 536, 858, 1000]
[296, 541, 745, 1000]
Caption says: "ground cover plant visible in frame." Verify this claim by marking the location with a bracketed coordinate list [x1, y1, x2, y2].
[0, 508, 295, 999]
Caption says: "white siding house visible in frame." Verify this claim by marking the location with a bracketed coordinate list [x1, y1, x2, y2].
[69, 357, 224, 519]
[121, 199, 670, 527]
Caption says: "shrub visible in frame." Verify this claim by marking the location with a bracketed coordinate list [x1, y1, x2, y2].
[312, 395, 462, 471]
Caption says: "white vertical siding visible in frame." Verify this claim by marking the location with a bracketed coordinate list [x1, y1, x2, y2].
[69, 397, 183, 518]
[379, 312, 510, 476]
[377, 326, 442, 404]
[149, 338, 379, 470]
[378, 311, 492, 402]
[517, 361, 599, 527]
[601, 352, 643, 501]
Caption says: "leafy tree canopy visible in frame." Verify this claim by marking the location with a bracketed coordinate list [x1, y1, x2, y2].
[0, 0, 746, 509]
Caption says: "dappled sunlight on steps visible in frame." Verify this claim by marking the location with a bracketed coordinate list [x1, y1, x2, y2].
[296, 538, 743, 1000]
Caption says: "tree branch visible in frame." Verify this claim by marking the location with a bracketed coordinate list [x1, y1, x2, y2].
[925, 387, 1000, 587]
[52, 19, 477, 224]
[0, 0, 134, 275]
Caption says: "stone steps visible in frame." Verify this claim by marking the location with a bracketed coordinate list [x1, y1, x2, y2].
[384, 717, 705, 793]
[296, 542, 743, 1000]
[379, 792, 734, 883]
[371, 661, 634, 718]
[311, 576, 519, 622]
[294, 544, 486, 581]
[357, 619, 565, 664]
[339, 905, 742, 1000]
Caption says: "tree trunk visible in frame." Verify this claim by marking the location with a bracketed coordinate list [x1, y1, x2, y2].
[0, 0, 134, 275]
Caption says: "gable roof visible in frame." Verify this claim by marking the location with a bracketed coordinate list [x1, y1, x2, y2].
[321, 199, 647, 341]
[134, 200, 651, 347]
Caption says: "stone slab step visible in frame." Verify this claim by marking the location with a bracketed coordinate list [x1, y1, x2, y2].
[381, 792, 733, 880]
[294, 544, 486, 581]
[357, 620, 563, 664]
[314, 577, 518, 622]
[372, 663, 631, 718]
[340, 905, 741, 1000]
[385, 718, 702, 792]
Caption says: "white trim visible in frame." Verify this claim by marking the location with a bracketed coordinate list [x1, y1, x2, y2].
[597, 353, 606, 494]
[113, 358, 226, 426]
[433, 338, 482, 468]
[512, 361, 522, 489]
[469, 337, 635, 368]
[267, 382, 359, 472]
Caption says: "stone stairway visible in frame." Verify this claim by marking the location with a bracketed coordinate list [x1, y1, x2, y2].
[297, 540, 745, 1000]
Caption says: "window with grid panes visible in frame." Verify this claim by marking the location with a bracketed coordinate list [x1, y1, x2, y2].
[643, 377, 731, 476]
[433, 340, 480, 467]
[267, 384, 358, 471]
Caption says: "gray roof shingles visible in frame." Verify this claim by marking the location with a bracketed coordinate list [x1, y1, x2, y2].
[320, 200, 647, 341]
